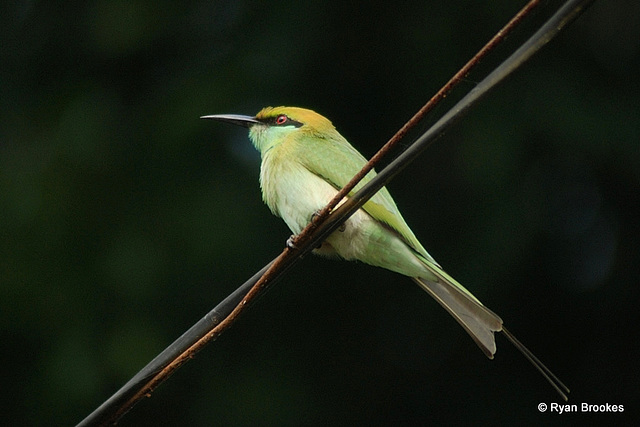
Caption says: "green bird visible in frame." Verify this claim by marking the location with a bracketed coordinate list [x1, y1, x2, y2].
[202, 106, 568, 400]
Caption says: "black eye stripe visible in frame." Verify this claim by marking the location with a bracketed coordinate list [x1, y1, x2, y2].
[261, 114, 303, 128]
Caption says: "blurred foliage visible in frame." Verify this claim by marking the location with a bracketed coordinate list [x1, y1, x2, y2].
[1, 0, 638, 425]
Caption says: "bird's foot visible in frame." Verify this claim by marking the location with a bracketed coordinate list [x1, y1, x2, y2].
[310, 210, 345, 232]
[286, 235, 298, 250]
[310, 210, 322, 225]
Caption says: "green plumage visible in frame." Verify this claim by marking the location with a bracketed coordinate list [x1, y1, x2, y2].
[249, 106, 500, 355]
[202, 106, 569, 400]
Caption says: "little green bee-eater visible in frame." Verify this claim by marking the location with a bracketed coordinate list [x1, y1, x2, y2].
[202, 106, 568, 399]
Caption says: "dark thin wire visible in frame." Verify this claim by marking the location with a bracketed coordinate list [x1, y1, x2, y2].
[77, 1, 595, 425]
[325, 0, 597, 231]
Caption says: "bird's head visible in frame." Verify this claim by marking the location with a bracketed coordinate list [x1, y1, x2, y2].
[202, 106, 338, 154]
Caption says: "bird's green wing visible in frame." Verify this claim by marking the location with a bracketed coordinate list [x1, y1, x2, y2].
[295, 133, 434, 262]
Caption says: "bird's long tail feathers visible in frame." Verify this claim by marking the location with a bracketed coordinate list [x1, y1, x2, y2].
[414, 260, 570, 401]
[412, 276, 502, 359]
[501, 326, 570, 401]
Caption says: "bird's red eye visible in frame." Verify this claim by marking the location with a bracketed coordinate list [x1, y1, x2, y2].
[275, 115, 288, 125]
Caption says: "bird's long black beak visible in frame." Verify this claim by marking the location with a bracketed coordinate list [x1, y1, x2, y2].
[200, 114, 260, 128]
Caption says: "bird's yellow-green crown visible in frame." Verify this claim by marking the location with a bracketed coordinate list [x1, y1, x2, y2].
[256, 106, 336, 133]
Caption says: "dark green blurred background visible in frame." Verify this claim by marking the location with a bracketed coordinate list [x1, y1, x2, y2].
[1, 0, 638, 425]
